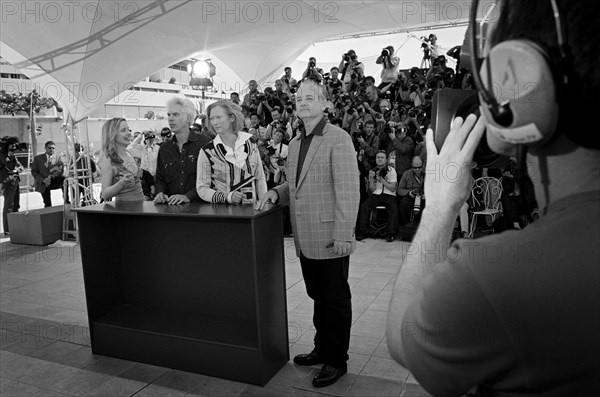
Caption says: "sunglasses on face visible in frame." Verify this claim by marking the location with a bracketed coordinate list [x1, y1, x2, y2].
[413, 166, 423, 169]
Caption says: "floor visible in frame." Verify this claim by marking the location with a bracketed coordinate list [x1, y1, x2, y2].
[0, 225, 436, 397]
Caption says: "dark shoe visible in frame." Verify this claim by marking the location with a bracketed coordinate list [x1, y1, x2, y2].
[355, 233, 366, 241]
[3, 232, 9, 236]
[386, 234, 395, 242]
[293, 350, 324, 366]
[312, 364, 347, 388]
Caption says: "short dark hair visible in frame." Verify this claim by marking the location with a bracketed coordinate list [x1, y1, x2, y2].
[365, 120, 376, 126]
[45, 141, 55, 148]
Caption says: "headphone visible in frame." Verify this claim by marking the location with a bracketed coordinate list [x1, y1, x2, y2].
[470, 0, 570, 147]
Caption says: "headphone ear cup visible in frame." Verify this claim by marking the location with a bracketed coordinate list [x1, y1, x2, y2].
[479, 39, 559, 148]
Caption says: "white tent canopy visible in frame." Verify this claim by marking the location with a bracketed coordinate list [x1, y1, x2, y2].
[0, 0, 493, 121]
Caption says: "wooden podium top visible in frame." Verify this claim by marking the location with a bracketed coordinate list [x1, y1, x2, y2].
[74, 201, 279, 219]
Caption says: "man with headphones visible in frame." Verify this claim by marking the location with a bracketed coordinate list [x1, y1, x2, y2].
[387, 0, 599, 395]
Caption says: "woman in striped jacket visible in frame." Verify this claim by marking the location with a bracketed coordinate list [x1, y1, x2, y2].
[196, 100, 267, 204]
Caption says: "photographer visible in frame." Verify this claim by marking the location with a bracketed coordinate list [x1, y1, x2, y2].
[356, 150, 398, 242]
[356, 120, 380, 174]
[281, 67, 298, 96]
[1, 137, 24, 235]
[384, 121, 414, 178]
[362, 85, 383, 122]
[396, 156, 425, 227]
[265, 129, 288, 188]
[339, 50, 364, 92]
[274, 80, 290, 103]
[302, 57, 324, 82]
[265, 107, 293, 142]
[376, 46, 400, 91]
[409, 83, 425, 107]
[325, 67, 344, 100]
[248, 113, 267, 143]
[242, 80, 261, 113]
[257, 87, 284, 126]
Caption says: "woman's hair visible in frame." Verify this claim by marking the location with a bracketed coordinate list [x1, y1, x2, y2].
[166, 96, 197, 125]
[205, 100, 245, 135]
[101, 117, 126, 166]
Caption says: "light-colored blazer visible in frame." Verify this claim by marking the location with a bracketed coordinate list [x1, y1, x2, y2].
[275, 122, 360, 259]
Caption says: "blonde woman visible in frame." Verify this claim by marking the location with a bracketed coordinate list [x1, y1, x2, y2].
[100, 118, 144, 202]
[196, 100, 267, 204]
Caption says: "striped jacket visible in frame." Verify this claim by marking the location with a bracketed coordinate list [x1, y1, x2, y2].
[196, 132, 267, 203]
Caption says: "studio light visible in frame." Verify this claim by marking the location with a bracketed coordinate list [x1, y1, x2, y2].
[188, 59, 216, 88]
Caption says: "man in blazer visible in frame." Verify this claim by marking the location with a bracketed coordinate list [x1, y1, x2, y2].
[256, 78, 360, 387]
[31, 141, 66, 207]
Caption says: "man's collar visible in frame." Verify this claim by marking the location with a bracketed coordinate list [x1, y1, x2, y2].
[299, 117, 326, 140]
[172, 129, 200, 144]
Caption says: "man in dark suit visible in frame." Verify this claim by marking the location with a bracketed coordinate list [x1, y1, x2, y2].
[31, 141, 66, 207]
[256, 78, 360, 387]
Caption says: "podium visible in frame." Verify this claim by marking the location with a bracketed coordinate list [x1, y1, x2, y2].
[75, 201, 289, 386]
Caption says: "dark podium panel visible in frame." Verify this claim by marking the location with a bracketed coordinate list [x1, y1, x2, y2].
[75, 202, 289, 386]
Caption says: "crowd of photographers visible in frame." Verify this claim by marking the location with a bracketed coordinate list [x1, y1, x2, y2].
[214, 39, 479, 240]
[1, 36, 485, 239]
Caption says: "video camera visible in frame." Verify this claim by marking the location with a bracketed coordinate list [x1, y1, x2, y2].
[0, 136, 27, 153]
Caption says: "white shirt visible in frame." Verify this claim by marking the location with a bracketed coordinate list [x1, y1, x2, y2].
[371, 166, 397, 196]
[213, 131, 253, 168]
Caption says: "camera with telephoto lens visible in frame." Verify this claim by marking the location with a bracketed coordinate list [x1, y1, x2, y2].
[255, 93, 266, 102]
[309, 60, 316, 68]
[413, 194, 422, 214]
[343, 53, 350, 62]
[289, 84, 298, 94]
[381, 48, 390, 57]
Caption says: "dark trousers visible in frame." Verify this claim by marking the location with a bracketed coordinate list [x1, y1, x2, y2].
[2, 182, 19, 233]
[398, 195, 425, 225]
[41, 177, 69, 207]
[299, 253, 351, 369]
[358, 193, 398, 235]
[41, 188, 52, 207]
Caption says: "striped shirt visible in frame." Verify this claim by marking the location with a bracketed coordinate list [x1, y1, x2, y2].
[196, 131, 267, 203]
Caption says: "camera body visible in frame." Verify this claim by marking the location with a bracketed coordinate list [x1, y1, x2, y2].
[255, 93, 267, 102]
[160, 128, 172, 139]
[378, 166, 388, 179]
